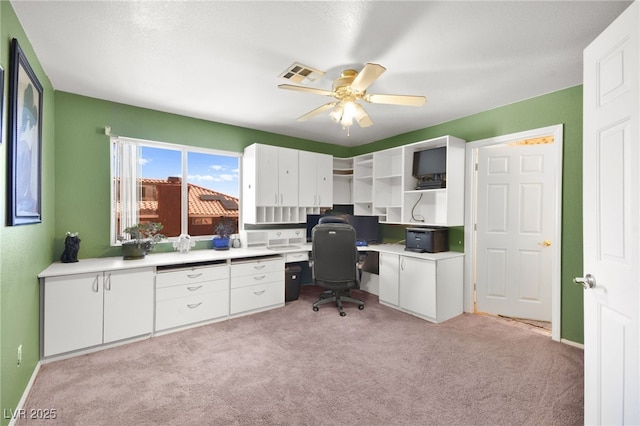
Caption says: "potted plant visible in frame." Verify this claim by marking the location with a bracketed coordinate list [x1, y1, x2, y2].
[118, 222, 165, 259]
[212, 217, 235, 250]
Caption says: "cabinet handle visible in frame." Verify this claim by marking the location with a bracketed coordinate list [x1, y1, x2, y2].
[104, 273, 112, 291]
[253, 265, 266, 270]
[318, 195, 321, 206]
[253, 275, 266, 280]
[187, 285, 203, 291]
[187, 273, 203, 279]
[253, 290, 266, 296]
[93, 274, 100, 293]
[401, 258, 405, 271]
[187, 302, 203, 309]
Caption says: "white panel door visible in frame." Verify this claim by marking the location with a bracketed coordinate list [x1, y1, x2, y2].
[582, 2, 639, 424]
[476, 142, 555, 321]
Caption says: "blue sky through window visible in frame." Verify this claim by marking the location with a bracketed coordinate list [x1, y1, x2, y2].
[140, 146, 239, 198]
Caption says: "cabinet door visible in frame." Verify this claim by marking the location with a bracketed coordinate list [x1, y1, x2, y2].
[315, 153, 333, 207]
[379, 252, 399, 306]
[399, 256, 436, 319]
[44, 273, 104, 357]
[103, 268, 154, 344]
[278, 147, 299, 206]
[255, 144, 280, 206]
[298, 150, 317, 207]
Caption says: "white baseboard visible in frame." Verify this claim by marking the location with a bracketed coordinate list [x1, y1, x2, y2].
[561, 338, 584, 350]
[7, 361, 41, 426]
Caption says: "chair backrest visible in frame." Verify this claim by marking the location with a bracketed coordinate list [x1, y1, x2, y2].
[318, 215, 349, 224]
[312, 222, 358, 287]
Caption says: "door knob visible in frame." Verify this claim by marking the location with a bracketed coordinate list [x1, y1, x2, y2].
[573, 273, 596, 289]
[539, 240, 552, 247]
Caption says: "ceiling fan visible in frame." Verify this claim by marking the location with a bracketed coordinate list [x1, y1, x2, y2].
[278, 63, 426, 132]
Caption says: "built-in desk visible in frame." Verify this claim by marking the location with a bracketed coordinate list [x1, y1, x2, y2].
[38, 245, 309, 361]
[351, 245, 465, 323]
[38, 243, 462, 361]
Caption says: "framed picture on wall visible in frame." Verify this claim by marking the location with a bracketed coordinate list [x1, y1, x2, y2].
[8, 38, 43, 226]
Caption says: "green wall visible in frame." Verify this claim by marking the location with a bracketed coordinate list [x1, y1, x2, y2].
[0, 3, 56, 425]
[356, 86, 584, 344]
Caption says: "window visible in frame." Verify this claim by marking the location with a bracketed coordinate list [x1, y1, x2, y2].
[111, 137, 240, 244]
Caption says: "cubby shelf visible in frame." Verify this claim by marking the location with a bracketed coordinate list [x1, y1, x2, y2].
[336, 135, 465, 226]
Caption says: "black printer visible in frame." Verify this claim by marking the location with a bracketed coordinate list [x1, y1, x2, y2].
[405, 227, 449, 253]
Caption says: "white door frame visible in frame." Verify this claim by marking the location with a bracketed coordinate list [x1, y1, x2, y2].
[463, 124, 563, 341]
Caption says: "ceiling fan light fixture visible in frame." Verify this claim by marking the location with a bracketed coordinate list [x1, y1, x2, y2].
[330, 100, 357, 131]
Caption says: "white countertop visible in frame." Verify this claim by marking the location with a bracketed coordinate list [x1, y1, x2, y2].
[38, 243, 463, 278]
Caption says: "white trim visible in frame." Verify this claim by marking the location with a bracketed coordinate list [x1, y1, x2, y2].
[560, 338, 584, 350]
[8, 362, 41, 426]
[111, 135, 242, 158]
[464, 124, 563, 342]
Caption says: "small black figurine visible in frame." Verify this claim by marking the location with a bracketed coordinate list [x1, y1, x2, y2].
[60, 232, 80, 263]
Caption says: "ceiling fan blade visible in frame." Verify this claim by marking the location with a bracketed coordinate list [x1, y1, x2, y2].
[278, 84, 334, 97]
[364, 93, 426, 107]
[350, 63, 386, 93]
[297, 102, 338, 121]
[353, 103, 373, 128]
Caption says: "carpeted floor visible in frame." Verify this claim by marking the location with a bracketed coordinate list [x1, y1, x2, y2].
[18, 285, 583, 425]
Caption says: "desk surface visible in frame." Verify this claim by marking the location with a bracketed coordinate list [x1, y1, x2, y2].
[39, 243, 463, 278]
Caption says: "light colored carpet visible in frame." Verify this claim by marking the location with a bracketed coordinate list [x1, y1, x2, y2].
[18, 285, 583, 425]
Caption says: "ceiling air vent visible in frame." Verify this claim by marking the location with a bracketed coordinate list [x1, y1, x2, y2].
[279, 62, 325, 84]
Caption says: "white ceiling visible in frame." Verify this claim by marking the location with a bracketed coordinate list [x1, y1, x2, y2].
[11, 1, 632, 147]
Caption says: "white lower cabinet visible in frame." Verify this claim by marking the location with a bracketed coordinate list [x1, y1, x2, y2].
[379, 252, 400, 306]
[43, 268, 154, 357]
[399, 256, 438, 319]
[379, 253, 463, 323]
[155, 263, 229, 332]
[230, 256, 285, 315]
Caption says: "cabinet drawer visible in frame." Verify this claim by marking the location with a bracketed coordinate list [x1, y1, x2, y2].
[231, 259, 284, 278]
[285, 251, 308, 263]
[230, 270, 282, 289]
[230, 281, 284, 314]
[156, 279, 228, 302]
[156, 265, 228, 288]
[155, 291, 229, 331]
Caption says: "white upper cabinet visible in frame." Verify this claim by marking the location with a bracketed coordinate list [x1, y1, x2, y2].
[299, 150, 333, 208]
[243, 143, 329, 224]
[249, 144, 298, 207]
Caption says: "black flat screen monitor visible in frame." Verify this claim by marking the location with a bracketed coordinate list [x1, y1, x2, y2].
[412, 147, 447, 179]
[306, 213, 379, 243]
[349, 215, 379, 243]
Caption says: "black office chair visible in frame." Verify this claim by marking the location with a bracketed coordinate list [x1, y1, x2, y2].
[311, 216, 365, 316]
